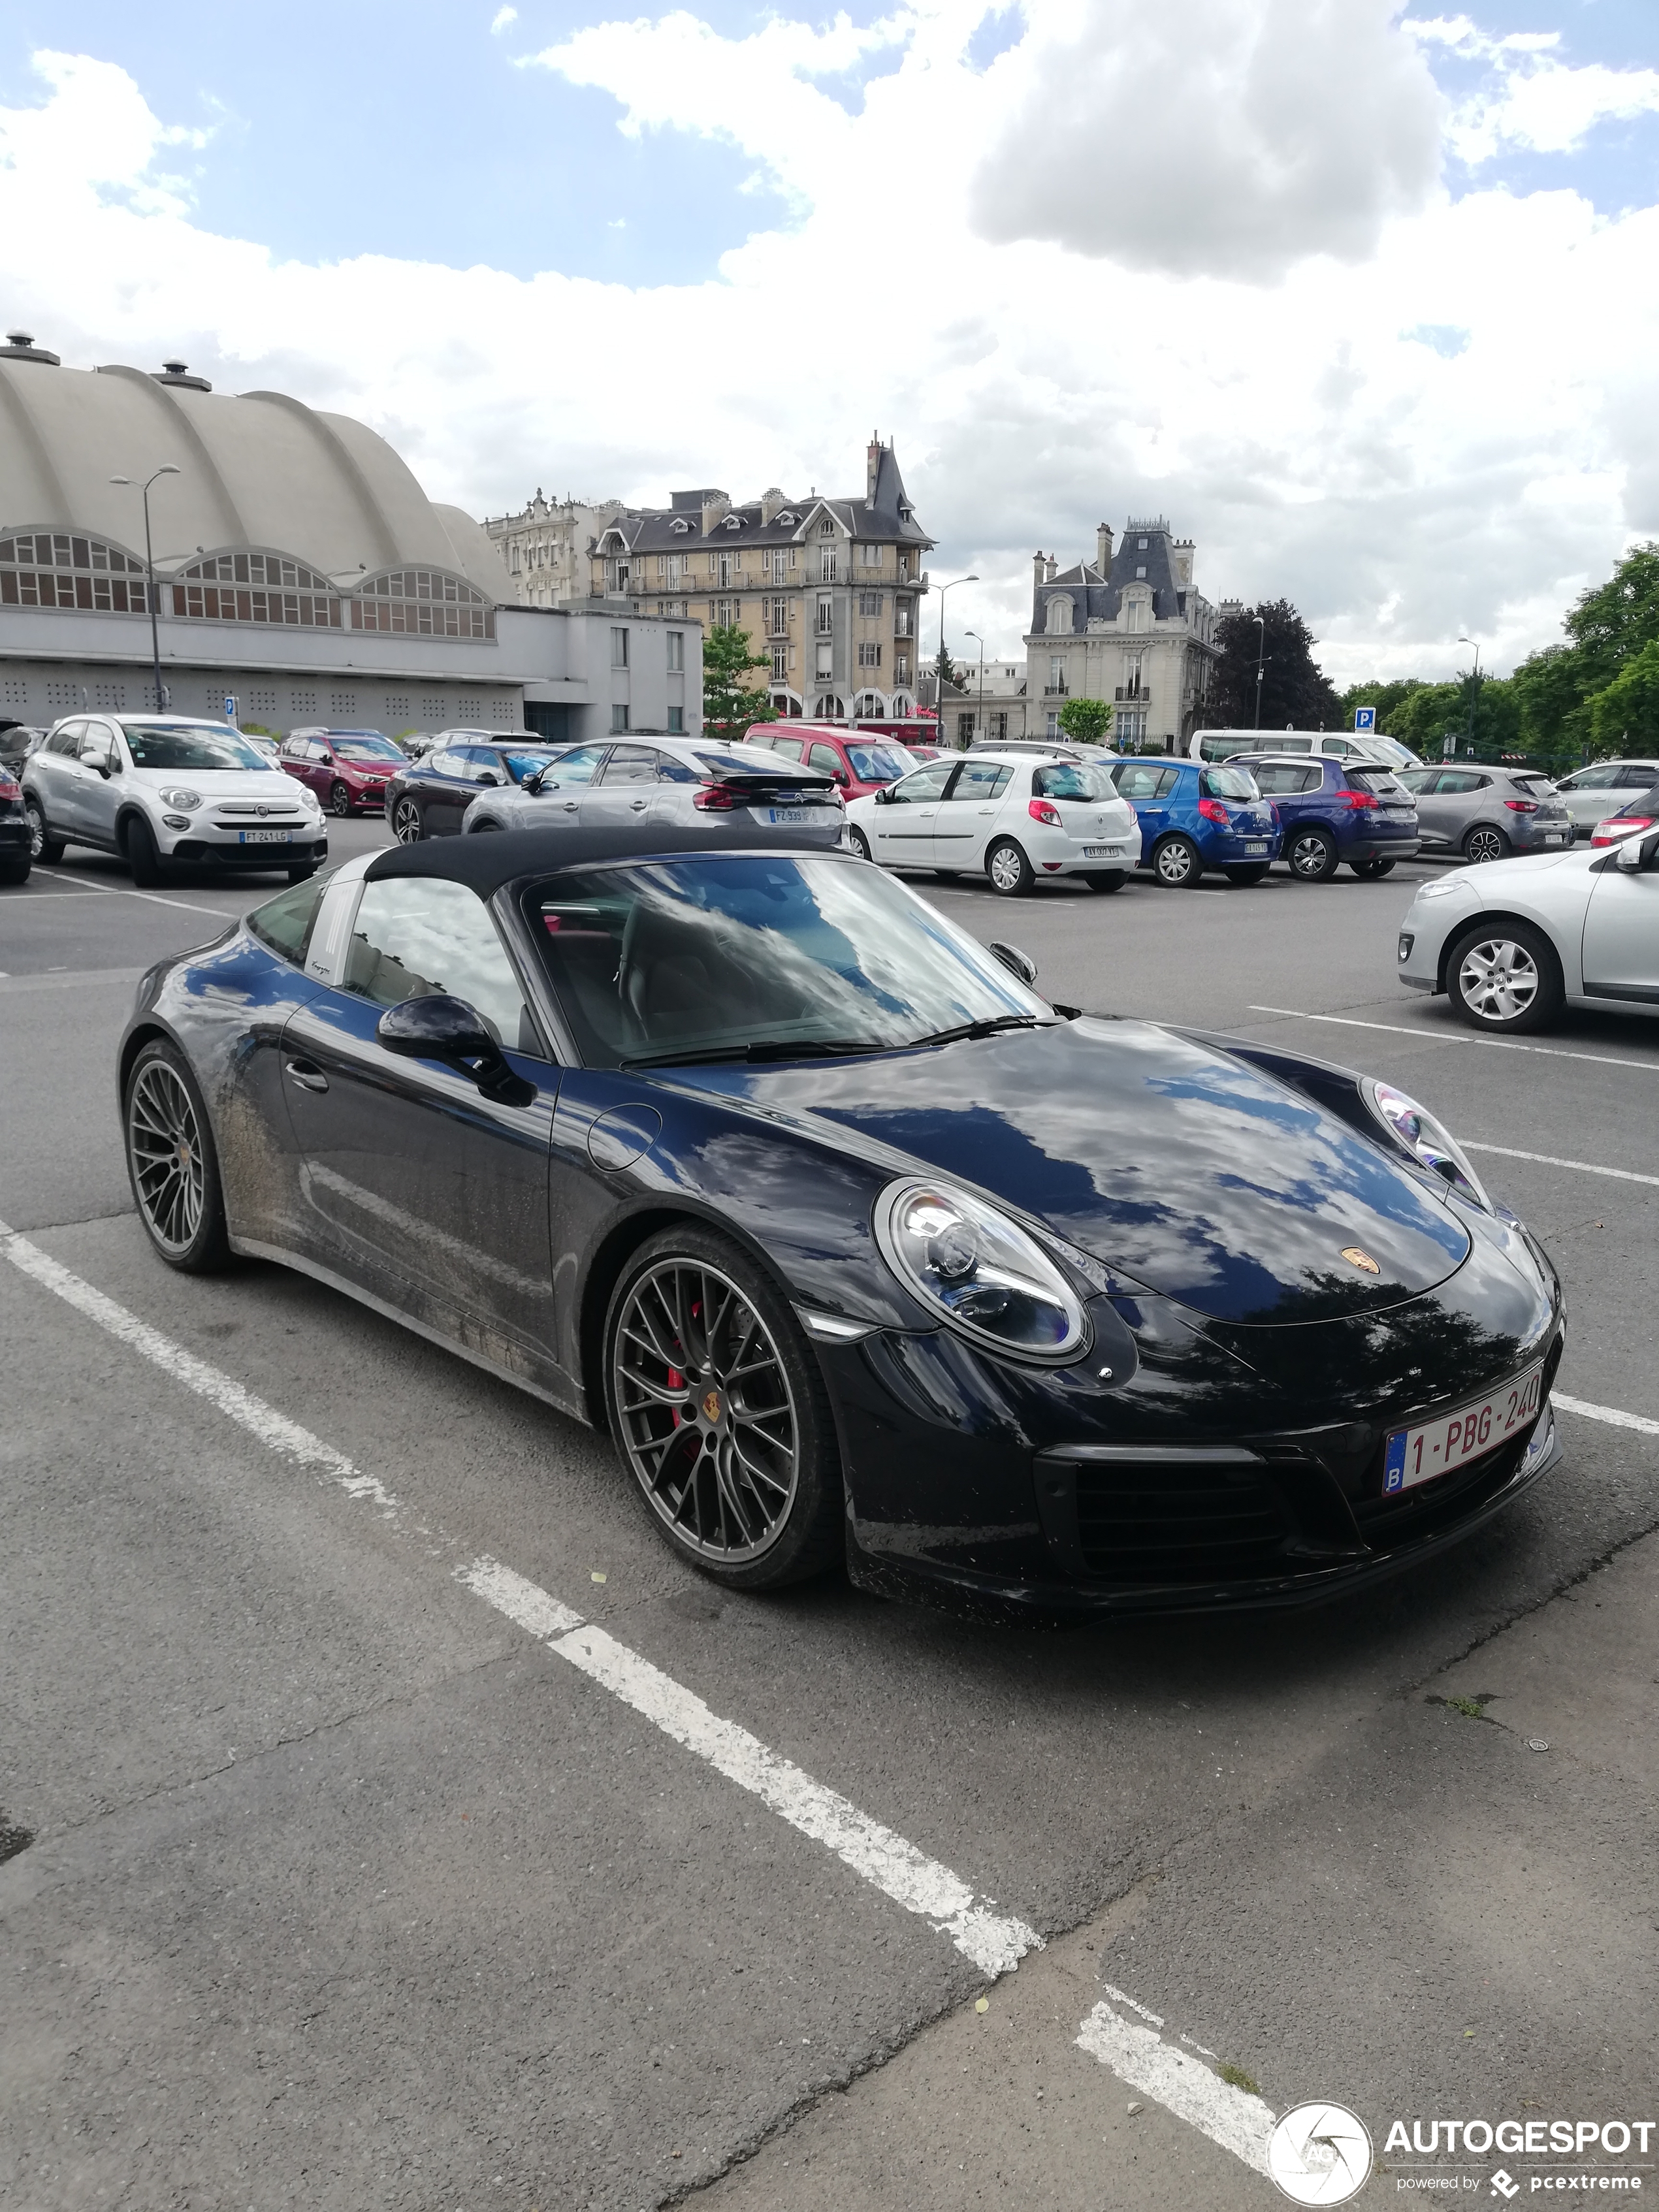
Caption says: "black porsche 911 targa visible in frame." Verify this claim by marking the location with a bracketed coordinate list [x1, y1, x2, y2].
[120, 824, 1564, 1618]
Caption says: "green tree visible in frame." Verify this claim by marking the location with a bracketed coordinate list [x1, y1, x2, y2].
[701, 623, 772, 741]
[1057, 696, 1114, 746]
[1564, 542, 1659, 690]
[1588, 637, 1659, 752]
[1211, 599, 1342, 730]
[1511, 644, 1591, 759]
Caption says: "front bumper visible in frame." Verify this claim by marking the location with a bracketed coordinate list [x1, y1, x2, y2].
[165, 833, 330, 869]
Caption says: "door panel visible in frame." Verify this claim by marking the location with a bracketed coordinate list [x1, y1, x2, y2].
[870, 759, 954, 864]
[583, 743, 662, 833]
[1581, 867, 1659, 1003]
[933, 758, 1013, 865]
[76, 720, 123, 848]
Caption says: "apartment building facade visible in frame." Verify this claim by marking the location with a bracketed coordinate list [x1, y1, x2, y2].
[587, 438, 933, 721]
[485, 489, 625, 609]
[1023, 517, 1221, 754]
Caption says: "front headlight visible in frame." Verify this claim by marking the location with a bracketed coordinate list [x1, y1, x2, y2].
[1415, 874, 1470, 901]
[157, 786, 201, 810]
[874, 1179, 1089, 1362]
[1364, 1080, 1491, 1211]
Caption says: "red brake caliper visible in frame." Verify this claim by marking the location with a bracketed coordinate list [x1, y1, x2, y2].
[668, 1365, 683, 1426]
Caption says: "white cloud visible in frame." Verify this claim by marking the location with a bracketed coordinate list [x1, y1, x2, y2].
[1411, 16, 1659, 165]
[967, 0, 1442, 281]
[491, 6, 518, 33]
[1, 19, 1656, 687]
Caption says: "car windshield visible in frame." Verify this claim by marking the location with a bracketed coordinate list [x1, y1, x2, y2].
[1033, 762, 1116, 801]
[845, 743, 910, 783]
[1201, 767, 1259, 800]
[502, 748, 562, 784]
[1347, 768, 1408, 795]
[120, 722, 274, 771]
[528, 853, 1050, 1070]
[329, 734, 404, 760]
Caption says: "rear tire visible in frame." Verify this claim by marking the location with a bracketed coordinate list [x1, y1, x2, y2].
[1224, 864, 1270, 886]
[392, 796, 423, 844]
[986, 837, 1034, 895]
[24, 797, 65, 865]
[125, 814, 163, 887]
[1446, 920, 1563, 1034]
[1083, 870, 1126, 893]
[1151, 834, 1200, 888]
[603, 1224, 843, 1590]
[1287, 825, 1338, 882]
[1463, 824, 1509, 866]
[123, 1038, 231, 1272]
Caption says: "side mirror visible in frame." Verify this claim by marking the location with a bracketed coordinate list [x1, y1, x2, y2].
[83, 745, 112, 777]
[523, 769, 545, 795]
[317, 751, 334, 766]
[1616, 829, 1659, 873]
[377, 994, 534, 1106]
[475, 772, 498, 786]
[834, 769, 850, 786]
[988, 940, 1039, 987]
[874, 786, 893, 806]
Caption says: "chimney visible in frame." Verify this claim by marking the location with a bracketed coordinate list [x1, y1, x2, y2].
[1045, 555, 1058, 583]
[760, 487, 788, 525]
[867, 436, 881, 505]
[701, 490, 731, 536]
[1097, 522, 1114, 571]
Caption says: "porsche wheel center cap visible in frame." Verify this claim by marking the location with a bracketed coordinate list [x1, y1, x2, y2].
[1340, 1246, 1381, 1275]
[176, 1141, 193, 1169]
[701, 1388, 724, 1426]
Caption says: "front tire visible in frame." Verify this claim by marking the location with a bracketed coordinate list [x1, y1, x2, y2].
[1224, 864, 1269, 886]
[1287, 826, 1338, 882]
[392, 796, 423, 844]
[1152, 833, 1200, 888]
[986, 837, 1034, 895]
[603, 1225, 843, 1590]
[1351, 857, 1397, 878]
[123, 1039, 231, 1272]
[24, 797, 65, 865]
[329, 780, 352, 818]
[1463, 824, 1509, 866]
[1447, 920, 1564, 1034]
[125, 814, 163, 887]
[846, 827, 872, 860]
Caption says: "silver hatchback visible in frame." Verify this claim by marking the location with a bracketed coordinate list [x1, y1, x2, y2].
[1395, 765, 1572, 865]
[462, 734, 846, 846]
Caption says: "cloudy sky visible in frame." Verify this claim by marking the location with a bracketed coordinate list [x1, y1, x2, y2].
[1, 1, 1656, 679]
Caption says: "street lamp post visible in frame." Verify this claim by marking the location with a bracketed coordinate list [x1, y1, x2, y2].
[964, 629, 988, 745]
[932, 574, 978, 747]
[1455, 634, 1483, 763]
[110, 465, 181, 712]
[1253, 613, 1267, 730]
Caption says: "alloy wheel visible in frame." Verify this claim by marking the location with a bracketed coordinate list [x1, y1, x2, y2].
[1458, 935, 1539, 1024]
[611, 1257, 799, 1563]
[330, 782, 351, 817]
[1465, 826, 1506, 866]
[393, 797, 423, 844]
[127, 1059, 206, 1254]
[24, 800, 46, 859]
[1290, 831, 1334, 880]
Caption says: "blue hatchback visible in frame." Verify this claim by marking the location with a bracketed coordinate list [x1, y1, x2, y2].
[1231, 753, 1421, 882]
[1108, 758, 1280, 888]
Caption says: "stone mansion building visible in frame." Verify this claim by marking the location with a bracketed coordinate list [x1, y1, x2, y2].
[586, 439, 933, 722]
[1024, 517, 1221, 753]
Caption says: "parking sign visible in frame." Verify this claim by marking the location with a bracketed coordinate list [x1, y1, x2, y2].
[1353, 706, 1376, 731]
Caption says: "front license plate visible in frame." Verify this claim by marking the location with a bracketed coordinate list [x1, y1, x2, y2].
[1244, 841, 1268, 854]
[238, 829, 293, 844]
[1082, 844, 1123, 859]
[1383, 1362, 1544, 1494]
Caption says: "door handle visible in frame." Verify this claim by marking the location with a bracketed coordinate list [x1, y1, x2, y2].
[561, 800, 579, 813]
[629, 798, 649, 811]
[285, 1058, 329, 1093]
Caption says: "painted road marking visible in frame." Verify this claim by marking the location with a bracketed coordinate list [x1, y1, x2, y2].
[1554, 1393, 1659, 1439]
[1462, 1142, 1659, 1190]
[30, 867, 238, 919]
[1248, 1004, 1659, 1076]
[0, 1221, 1038, 1982]
[1077, 1992, 1276, 2177]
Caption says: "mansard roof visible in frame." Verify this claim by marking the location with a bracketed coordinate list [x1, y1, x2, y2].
[597, 444, 932, 559]
[1029, 522, 1191, 633]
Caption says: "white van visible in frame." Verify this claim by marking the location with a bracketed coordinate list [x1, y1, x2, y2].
[1189, 726, 1420, 770]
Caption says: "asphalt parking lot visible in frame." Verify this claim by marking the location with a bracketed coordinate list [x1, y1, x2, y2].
[3, 834, 1656, 2211]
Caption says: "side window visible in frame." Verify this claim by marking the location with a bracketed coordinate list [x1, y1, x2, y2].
[655, 750, 698, 784]
[597, 744, 661, 786]
[952, 760, 1011, 800]
[47, 720, 86, 756]
[344, 878, 534, 1051]
[1155, 767, 1183, 798]
[1619, 765, 1659, 787]
[1247, 765, 1285, 794]
[246, 874, 329, 968]
[427, 750, 459, 777]
[1436, 771, 1482, 793]
[78, 721, 117, 762]
[1298, 767, 1324, 793]
[771, 737, 805, 762]
[890, 762, 956, 803]
[1112, 763, 1163, 799]
[807, 743, 843, 776]
[543, 745, 608, 787]
[461, 746, 507, 782]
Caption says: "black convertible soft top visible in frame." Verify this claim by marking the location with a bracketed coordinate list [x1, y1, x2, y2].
[364, 822, 842, 898]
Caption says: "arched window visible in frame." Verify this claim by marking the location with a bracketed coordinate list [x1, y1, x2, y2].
[173, 550, 342, 629]
[1046, 594, 1074, 635]
[853, 690, 885, 717]
[352, 569, 495, 640]
[0, 530, 152, 613]
[814, 693, 845, 718]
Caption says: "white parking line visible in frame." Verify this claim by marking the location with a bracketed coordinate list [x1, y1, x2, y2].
[1462, 1142, 1659, 1190]
[30, 868, 235, 918]
[1248, 1004, 1659, 1076]
[0, 1221, 1038, 1982]
[1554, 1393, 1659, 1439]
[1076, 1993, 1276, 2176]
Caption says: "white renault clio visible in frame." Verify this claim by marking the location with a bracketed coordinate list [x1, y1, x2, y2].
[844, 748, 1143, 894]
[23, 714, 329, 886]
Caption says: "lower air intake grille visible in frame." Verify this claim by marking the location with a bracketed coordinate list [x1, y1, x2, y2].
[1072, 1460, 1294, 1582]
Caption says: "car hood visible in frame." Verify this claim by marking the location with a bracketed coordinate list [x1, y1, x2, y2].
[133, 767, 306, 801]
[675, 1018, 1472, 1326]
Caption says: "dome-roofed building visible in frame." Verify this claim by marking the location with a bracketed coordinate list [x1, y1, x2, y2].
[0, 336, 698, 744]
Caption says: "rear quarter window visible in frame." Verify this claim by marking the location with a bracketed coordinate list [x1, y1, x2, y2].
[246, 874, 329, 968]
[1347, 769, 1406, 795]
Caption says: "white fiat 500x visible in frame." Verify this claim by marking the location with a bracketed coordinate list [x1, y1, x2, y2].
[23, 714, 328, 886]
[845, 749, 1143, 895]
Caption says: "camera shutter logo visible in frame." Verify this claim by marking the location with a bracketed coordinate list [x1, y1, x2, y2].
[1267, 2102, 1374, 2205]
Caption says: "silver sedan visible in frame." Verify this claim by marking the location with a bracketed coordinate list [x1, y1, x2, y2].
[1397, 827, 1659, 1033]
[462, 734, 845, 846]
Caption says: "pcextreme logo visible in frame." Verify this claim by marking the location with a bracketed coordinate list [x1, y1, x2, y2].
[1382, 2117, 1655, 2196]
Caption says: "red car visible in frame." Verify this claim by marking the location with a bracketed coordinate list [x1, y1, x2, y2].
[279, 727, 406, 816]
[752, 722, 918, 801]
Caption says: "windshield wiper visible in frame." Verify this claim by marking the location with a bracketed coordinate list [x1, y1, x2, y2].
[620, 1036, 892, 1070]
[908, 1013, 1052, 1050]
